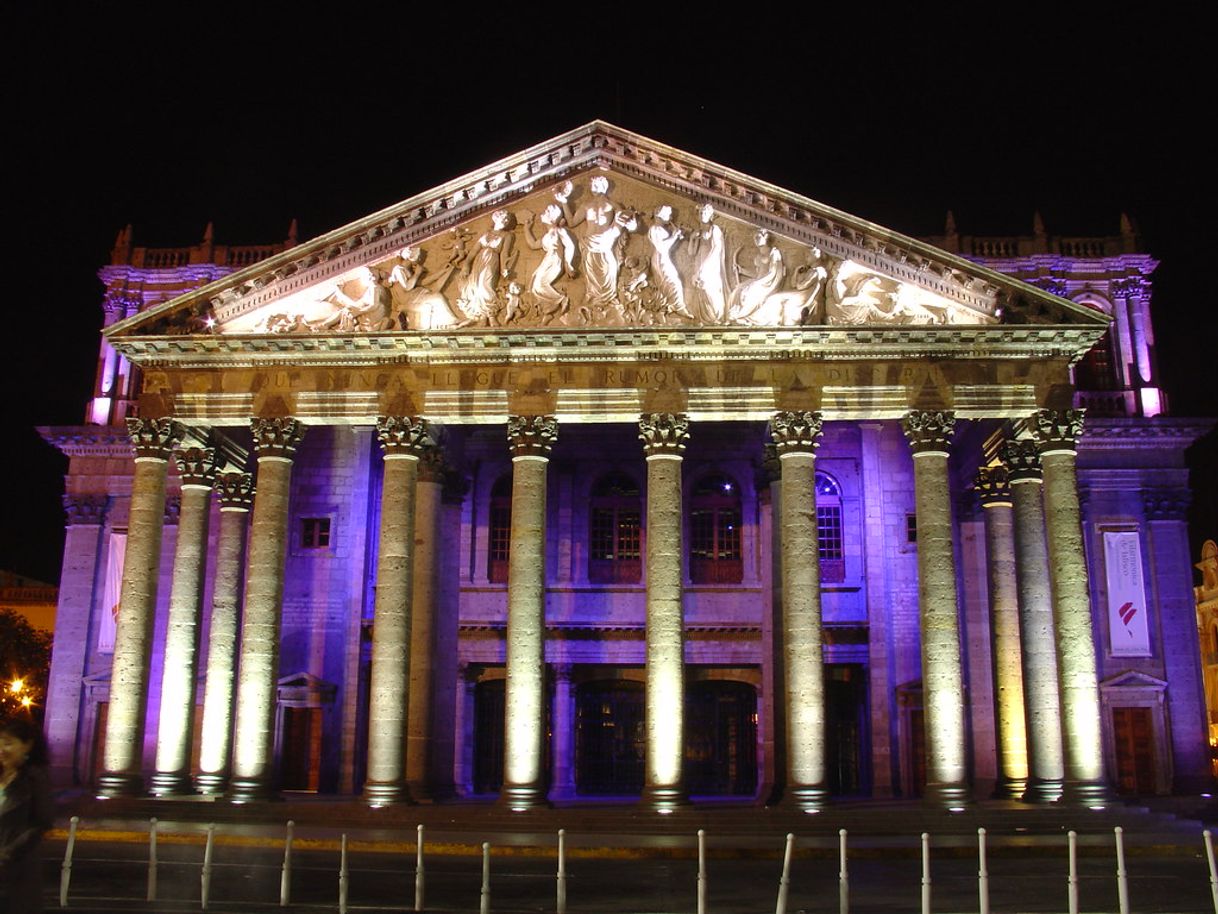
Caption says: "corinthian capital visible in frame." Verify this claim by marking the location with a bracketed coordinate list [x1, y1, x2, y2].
[376, 416, 434, 459]
[638, 413, 690, 458]
[62, 493, 107, 526]
[973, 466, 1011, 507]
[174, 447, 219, 488]
[999, 439, 1042, 483]
[507, 415, 559, 458]
[250, 418, 306, 459]
[126, 417, 185, 460]
[1031, 408, 1085, 455]
[769, 410, 823, 455]
[901, 410, 955, 456]
[215, 472, 254, 511]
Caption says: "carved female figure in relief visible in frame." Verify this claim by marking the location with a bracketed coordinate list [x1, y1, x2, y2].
[687, 203, 729, 322]
[556, 177, 636, 312]
[456, 209, 517, 326]
[729, 229, 784, 322]
[647, 204, 693, 319]
[523, 204, 578, 324]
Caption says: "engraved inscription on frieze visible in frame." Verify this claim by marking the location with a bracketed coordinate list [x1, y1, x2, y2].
[219, 172, 992, 335]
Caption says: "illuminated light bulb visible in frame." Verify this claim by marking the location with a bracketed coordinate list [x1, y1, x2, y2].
[1088, 805, 1106, 811]
[805, 808, 820, 815]
[20, 697, 31, 708]
[9, 678, 23, 694]
[657, 808, 673, 816]
[948, 806, 965, 813]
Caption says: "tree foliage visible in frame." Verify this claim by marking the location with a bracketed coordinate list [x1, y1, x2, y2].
[0, 607, 52, 724]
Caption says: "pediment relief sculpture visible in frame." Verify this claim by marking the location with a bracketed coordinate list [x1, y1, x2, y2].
[217, 173, 991, 336]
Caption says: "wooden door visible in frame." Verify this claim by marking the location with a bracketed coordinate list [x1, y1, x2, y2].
[1112, 706, 1155, 795]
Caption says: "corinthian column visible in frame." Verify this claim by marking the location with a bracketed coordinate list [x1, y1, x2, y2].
[1031, 409, 1110, 805]
[196, 472, 254, 794]
[974, 466, 1028, 799]
[365, 417, 433, 805]
[769, 410, 828, 809]
[229, 418, 305, 802]
[405, 445, 444, 800]
[150, 446, 219, 795]
[98, 417, 185, 798]
[901, 410, 969, 807]
[500, 415, 557, 810]
[639, 413, 689, 812]
[1000, 441, 1065, 802]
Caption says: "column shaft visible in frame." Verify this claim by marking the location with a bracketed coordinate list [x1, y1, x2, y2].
[196, 474, 253, 793]
[365, 452, 420, 803]
[229, 419, 304, 801]
[639, 412, 689, 812]
[98, 418, 182, 798]
[405, 454, 443, 799]
[501, 416, 556, 809]
[151, 448, 218, 795]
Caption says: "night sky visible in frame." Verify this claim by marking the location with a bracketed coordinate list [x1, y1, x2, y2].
[5, 10, 1214, 584]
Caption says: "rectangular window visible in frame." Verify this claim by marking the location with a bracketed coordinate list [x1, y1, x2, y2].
[488, 503, 511, 583]
[818, 504, 845, 583]
[906, 513, 918, 544]
[301, 517, 331, 549]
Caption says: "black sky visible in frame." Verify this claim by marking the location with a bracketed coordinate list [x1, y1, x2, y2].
[4, 9, 1214, 582]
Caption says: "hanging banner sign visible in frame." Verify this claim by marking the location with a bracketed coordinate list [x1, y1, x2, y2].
[1103, 531, 1151, 657]
[98, 532, 126, 654]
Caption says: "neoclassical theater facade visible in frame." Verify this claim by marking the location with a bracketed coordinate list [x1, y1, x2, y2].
[41, 123, 1211, 808]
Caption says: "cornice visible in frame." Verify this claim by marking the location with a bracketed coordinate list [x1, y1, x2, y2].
[38, 426, 132, 457]
[112, 324, 1106, 369]
[1079, 417, 1215, 450]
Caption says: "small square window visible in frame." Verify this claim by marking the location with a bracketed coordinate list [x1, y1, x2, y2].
[906, 513, 918, 544]
[301, 517, 331, 549]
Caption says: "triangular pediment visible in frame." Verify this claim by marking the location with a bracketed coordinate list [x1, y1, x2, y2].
[107, 121, 1106, 350]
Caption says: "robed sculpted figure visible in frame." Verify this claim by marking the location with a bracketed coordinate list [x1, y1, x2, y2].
[523, 204, 578, 324]
[687, 203, 729, 322]
[388, 246, 462, 330]
[648, 204, 693, 319]
[556, 177, 636, 312]
[456, 209, 518, 326]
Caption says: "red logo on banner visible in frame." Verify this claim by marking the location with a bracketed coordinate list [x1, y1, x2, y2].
[1119, 601, 1138, 632]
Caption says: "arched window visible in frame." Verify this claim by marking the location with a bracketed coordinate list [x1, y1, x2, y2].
[488, 474, 512, 584]
[817, 472, 845, 583]
[690, 472, 742, 584]
[589, 472, 642, 584]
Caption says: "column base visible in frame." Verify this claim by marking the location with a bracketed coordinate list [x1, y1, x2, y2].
[194, 773, 229, 796]
[641, 783, 688, 814]
[993, 777, 1027, 800]
[922, 781, 972, 810]
[364, 781, 414, 806]
[148, 771, 194, 797]
[226, 776, 278, 803]
[1060, 779, 1114, 809]
[784, 784, 830, 813]
[96, 772, 144, 798]
[1021, 777, 1063, 804]
[498, 783, 550, 811]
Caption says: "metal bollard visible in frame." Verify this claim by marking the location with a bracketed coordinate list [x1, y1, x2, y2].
[557, 829, 567, 914]
[977, 828, 989, 914]
[59, 814, 79, 908]
[201, 824, 216, 911]
[147, 817, 159, 903]
[480, 842, 491, 914]
[1067, 830, 1079, 914]
[415, 824, 425, 912]
[280, 820, 295, 907]
[920, 832, 931, 914]
[339, 833, 349, 914]
[775, 833, 795, 914]
[1114, 826, 1129, 914]
[839, 829, 849, 914]
[1205, 830, 1218, 914]
[697, 829, 707, 914]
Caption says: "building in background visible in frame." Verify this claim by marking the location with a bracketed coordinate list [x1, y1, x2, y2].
[39, 123, 1213, 807]
[0, 570, 57, 635]
[1196, 541, 1218, 777]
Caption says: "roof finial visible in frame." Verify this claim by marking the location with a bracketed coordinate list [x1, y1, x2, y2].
[287, 218, 298, 246]
[1032, 210, 1045, 236]
[945, 210, 957, 235]
[202, 221, 215, 244]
